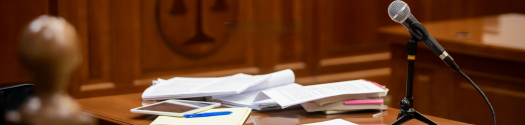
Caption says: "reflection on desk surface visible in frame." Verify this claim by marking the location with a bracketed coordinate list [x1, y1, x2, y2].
[246, 109, 384, 125]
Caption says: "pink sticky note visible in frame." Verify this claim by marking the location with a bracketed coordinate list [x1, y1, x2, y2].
[344, 100, 384, 105]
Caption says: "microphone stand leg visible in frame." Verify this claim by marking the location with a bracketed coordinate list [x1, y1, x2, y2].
[392, 109, 437, 125]
[392, 113, 411, 125]
[413, 111, 437, 125]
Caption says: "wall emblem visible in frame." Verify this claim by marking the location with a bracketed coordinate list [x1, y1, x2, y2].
[156, 0, 237, 58]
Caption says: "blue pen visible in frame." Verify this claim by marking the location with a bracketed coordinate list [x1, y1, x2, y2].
[183, 111, 232, 118]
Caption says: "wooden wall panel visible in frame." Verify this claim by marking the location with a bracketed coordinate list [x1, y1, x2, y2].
[0, 0, 49, 86]
[110, 0, 142, 91]
[87, 0, 111, 82]
[273, 0, 317, 79]
[320, 0, 381, 58]
[277, 0, 302, 64]
[311, 0, 391, 86]
[251, 0, 281, 74]
[59, 0, 109, 96]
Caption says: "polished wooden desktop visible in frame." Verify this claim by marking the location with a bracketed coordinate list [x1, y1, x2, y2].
[76, 93, 470, 125]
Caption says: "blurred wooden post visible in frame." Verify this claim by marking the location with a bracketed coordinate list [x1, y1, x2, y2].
[7, 15, 95, 125]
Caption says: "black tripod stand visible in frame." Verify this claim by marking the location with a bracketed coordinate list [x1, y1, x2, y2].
[391, 38, 437, 125]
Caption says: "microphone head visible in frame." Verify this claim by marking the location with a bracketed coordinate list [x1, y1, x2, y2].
[388, 0, 411, 23]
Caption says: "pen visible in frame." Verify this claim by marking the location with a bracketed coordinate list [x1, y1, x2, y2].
[183, 111, 232, 118]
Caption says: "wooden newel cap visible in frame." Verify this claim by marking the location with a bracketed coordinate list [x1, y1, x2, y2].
[7, 15, 95, 125]
[18, 15, 81, 92]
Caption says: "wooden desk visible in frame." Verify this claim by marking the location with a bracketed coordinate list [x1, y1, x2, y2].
[379, 13, 525, 125]
[77, 93, 470, 125]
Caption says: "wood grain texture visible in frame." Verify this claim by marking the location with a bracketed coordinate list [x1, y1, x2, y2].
[319, 0, 381, 58]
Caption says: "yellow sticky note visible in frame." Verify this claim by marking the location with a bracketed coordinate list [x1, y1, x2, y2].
[150, 107, 251, 125]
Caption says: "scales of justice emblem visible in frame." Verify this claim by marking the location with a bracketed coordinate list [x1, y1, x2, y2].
[156, 0, 237, 58]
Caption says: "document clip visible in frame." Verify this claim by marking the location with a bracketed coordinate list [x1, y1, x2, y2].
[183, 111, 232, 118]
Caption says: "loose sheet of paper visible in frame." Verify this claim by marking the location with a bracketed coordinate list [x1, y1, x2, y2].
[256, 84, 319, 108]
[214, 83, 302, 106]
[142, 74, 270, 100]
[257, 80, 386, 108]
[243, 69, 295, 92]
[144, 77, 223, 96]
[301, 119, 358, 125]
[305, 79, 385, 97]
[198, 75, 270, 93]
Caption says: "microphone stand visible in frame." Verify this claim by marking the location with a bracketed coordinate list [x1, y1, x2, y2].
[391, 37, 437, 125]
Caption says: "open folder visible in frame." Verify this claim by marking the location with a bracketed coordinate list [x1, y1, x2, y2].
[150, 107, 251, 125]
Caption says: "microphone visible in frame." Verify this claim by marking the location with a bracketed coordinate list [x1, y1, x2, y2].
[388, 0, 459, 70]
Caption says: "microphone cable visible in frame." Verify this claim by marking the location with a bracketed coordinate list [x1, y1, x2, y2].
[456, 69, 496, 125]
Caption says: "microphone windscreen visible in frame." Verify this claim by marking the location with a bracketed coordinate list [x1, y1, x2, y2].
[388, 0, 411, 23]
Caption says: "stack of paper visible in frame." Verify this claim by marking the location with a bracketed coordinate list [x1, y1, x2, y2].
[297, 81, 389, 114]
[254, 80, 388, 107]
[142, 69, 389, 113]
[302, 99, 388, 114]
[252, 80, 389, 114]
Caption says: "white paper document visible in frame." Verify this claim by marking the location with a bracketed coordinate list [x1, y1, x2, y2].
[242, 69, 295, 92]
[214, 83, 302, 110]
[255, 80, 387, 108]
[142, 74, 269, 100]
[142, 69, 295, 100]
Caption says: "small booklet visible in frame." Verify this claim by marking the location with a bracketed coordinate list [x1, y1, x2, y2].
[313, 81, 387, 106]
[254, 79, 388, 108]
[142, 69, 295, 100]
[301, 99, 385, 112]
